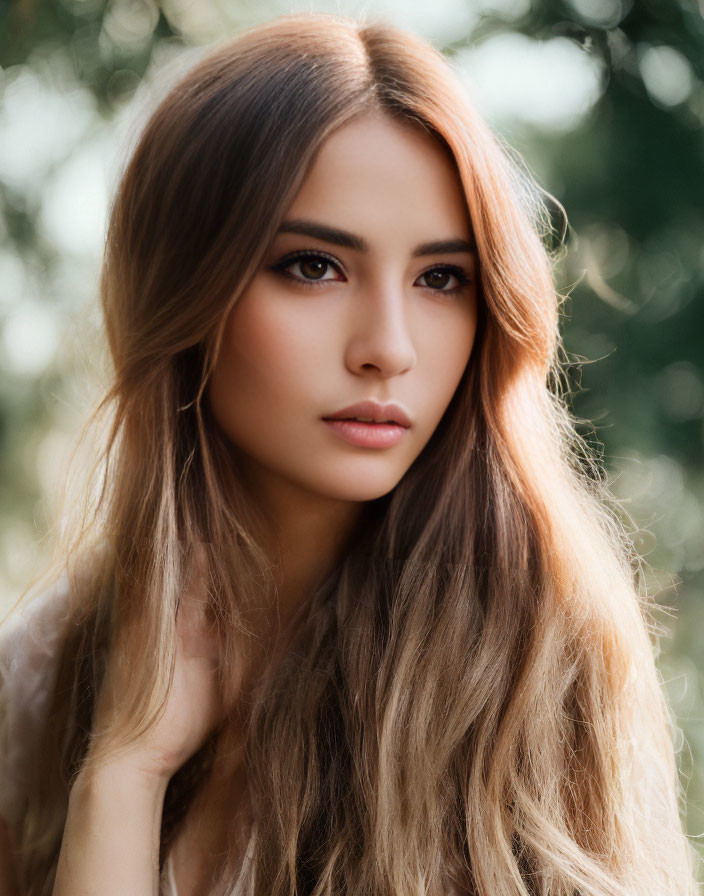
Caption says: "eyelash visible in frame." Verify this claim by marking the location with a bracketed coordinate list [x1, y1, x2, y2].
[269, 250, 472, 294]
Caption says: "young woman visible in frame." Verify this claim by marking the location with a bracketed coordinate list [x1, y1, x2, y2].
[0, 12, 699, 896]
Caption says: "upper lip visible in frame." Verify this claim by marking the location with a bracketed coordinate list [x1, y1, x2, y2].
[322, 400, 412, 427]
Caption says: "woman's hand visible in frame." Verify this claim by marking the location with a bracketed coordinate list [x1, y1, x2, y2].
[88, 555, 224, 785]
[54, 553, 225, 895]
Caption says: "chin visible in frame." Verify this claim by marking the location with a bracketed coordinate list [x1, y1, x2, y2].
[315, 472, 408, 503]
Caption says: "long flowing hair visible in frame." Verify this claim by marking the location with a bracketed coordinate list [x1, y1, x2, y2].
[12, 12, 700, 895]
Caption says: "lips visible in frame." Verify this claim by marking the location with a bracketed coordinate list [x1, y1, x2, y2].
[322, 400, 411, 428]
[322, 418, 408, 448]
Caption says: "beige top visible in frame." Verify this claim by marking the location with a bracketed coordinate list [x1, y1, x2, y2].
[0, 577, 255, 895]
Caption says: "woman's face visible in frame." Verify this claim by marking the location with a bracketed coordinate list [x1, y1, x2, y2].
[208, 111, 478, 507]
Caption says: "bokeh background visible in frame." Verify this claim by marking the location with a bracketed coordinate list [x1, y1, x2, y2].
[1, 0, 703, 869]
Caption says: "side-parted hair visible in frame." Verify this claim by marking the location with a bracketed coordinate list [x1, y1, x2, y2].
[13, 12, 700, 895]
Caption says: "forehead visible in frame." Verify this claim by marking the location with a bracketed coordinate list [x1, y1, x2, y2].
[284, 112, 472, 242]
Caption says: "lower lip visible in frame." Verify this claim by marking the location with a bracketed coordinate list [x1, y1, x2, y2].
[322, 419, 409, 448]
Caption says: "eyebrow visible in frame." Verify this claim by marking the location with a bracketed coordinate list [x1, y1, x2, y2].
[277, 219, 476, 257]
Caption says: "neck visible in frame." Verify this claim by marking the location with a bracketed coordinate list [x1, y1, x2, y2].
[255, 484, 365, 631]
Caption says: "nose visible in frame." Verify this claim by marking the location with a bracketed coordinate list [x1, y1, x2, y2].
[344, 275, 417, 378]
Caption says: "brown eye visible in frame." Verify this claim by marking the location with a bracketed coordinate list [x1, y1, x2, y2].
[299, 258, 329, 280]
[271, 251, 345, 285]
[424, 269, 452, 289]
[416, 265, 470, 293]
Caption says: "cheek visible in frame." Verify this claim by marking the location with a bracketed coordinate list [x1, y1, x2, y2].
[424, 304, 478, 397]
[209, 296, 325, 421]
[410, 309, 477, 448]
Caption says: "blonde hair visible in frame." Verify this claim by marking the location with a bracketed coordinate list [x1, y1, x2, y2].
[13, 12, 700, 895]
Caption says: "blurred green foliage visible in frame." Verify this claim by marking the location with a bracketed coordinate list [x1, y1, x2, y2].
[1, 0, 702, 869]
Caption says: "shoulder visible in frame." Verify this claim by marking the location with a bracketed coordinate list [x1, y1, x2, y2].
[0, 575, 72, 834]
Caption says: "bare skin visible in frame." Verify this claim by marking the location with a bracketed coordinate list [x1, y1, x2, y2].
[44, 110, 478, 895]
[53, 577, 225, 896]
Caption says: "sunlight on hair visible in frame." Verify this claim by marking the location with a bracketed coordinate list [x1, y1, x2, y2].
[1, 12, 701, 894]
